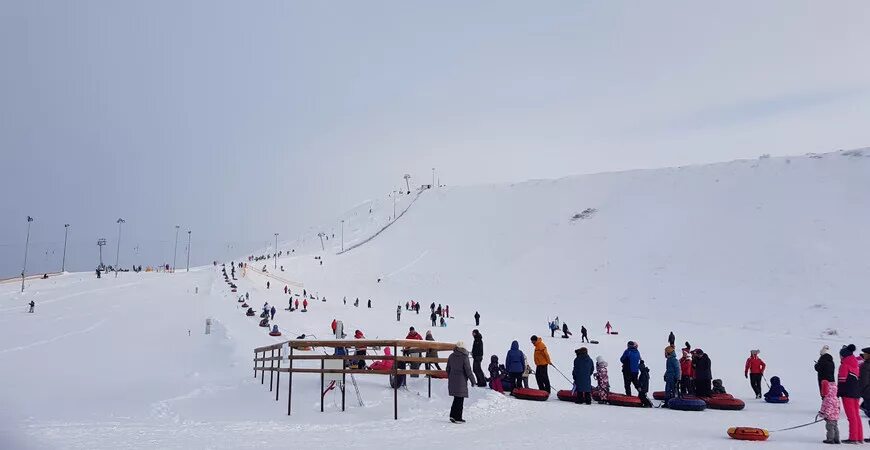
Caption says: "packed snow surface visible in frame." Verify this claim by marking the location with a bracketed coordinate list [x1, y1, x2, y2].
[2, 150, 869, 449]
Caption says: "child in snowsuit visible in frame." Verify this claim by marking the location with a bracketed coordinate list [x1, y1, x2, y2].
[637, 360, 653, 407]
[763, 376, 789, 402]
[818, 379, 841, 444]
[711, 379, 727, 395]
[488, 355, 505, 392]
[679, 350, 695, 395]
[594, 356, 610, 402]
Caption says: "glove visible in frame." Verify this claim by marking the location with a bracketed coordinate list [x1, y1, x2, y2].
[744, 373, 748, 379]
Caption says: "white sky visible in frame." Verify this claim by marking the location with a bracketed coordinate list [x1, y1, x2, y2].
[2, 1, 869, 276]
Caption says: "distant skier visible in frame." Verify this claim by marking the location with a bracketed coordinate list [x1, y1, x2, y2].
[28, 300, 35, 313]
[605, 321, 612, 335]
[580, 326, 589, 343]
[668, 331, 675, 347]
[270, 306, 276, 320]
[474, 311, 480, 326]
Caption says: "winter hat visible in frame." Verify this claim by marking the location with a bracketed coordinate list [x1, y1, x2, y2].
[750, 349, 760, 355]
[627, 341, 637, 348]
[840, 344, 856, 358]
[861, 347, 870, 356]
[455, 341, 465, 349]
[596, 355, 605, 364]
[575, 347, 588, 355]
[820, 345, 830, 355]
[530, 335, 539, 342]
[409, 326, 415, 332]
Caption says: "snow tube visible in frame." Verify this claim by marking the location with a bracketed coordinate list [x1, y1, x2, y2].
[704, 396, 745, 411]
[231, 288, 237, 292]
[607, 393, 643, 407]
[711, 393, 734, 399]
[653, 391, 668, 401]
[245, 311, 255, 316]
[268, 331, 282, 336]
[237, 298, 244, 303]
[241, 303, 249, 308]
[511, 388, 549, 401]
[666, 397, 707, 411]
[765, 396, 789, 404]
[557, 390, 577, 402]
[727, 427, 770, 441]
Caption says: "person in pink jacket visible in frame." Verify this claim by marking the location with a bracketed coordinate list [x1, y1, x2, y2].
[838, 344, 863, 443]
[817, 379, 840, 444]
[369, 347, 394, 372]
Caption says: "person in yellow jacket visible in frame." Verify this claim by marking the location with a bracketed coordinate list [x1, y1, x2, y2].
[531, 335, 552, 393]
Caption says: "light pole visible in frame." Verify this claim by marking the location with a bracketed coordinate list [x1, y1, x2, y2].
[21, 216, 34, 293]
[432, 167, 435, 188]
[61, 223, 70, 272]
[274, 233, 279, 269]
[172, 225, 180, 273]
[403, 174, 411, 194]
[186, 230, 191, 272]
[317, 232, 325, 251]
[97, 238, 106, 269]
[115, 218, 125, 278]
[340, 220, 345, 252]
[393, 189, 397, 219]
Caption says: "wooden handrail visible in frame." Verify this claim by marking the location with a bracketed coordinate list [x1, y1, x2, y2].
[254, 355, 449, 363]
[254, 339, 457, 352]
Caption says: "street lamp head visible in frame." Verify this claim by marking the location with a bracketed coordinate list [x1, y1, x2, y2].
[65, 224, 70, 228]
[27, 216, 34, 222]
[175, 225, 180, 229]
[117, 218, 125, 224]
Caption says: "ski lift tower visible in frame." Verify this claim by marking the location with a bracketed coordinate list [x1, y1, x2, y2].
[97, 238, 107, 270]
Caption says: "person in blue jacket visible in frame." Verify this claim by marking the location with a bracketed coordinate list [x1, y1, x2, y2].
[572, 347, 595, 404]
[620, 341, 642, 396]
[505, 340, 526, 391]
[764, 376, 789, 401]
[663, 345, 681, 399]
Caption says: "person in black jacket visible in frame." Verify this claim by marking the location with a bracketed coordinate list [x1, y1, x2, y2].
[692, 349, 713, 397]
[815, 345, 836, 398]
[637, 360, 652, 407]
[474, 311, 480, 326]
[668, 331, 675, 348]
[860, 347, 870, 436]
[471, 329, 487, 387]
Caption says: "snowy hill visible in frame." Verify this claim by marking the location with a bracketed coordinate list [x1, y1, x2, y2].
[2, 150, 869, 449]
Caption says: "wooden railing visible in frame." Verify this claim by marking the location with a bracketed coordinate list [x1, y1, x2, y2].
[253, 339, 456, 419]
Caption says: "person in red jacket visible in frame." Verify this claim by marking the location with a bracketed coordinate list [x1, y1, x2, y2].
[679, 349, 695, 395]
[404, 327, 424, 377]
[303, 299, 309, 311]
[331, 319, 337, 335]
[744, 349, 767, 399]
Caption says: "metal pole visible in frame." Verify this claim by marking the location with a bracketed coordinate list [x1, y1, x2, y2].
[173, 225, 179, 273]
[393, 344, 398, 420]
[115, 218, 124, 278]
[342, 371, 346, 412]
[274, 233, 278, 269]
[320, 359, 325, 413]
[61, 224, 69, 272]
[21, 216, 33, 293]
[186, 230, 191, 272]
[254, 350, 258, 378]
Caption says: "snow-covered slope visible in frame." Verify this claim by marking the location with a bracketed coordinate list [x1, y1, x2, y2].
[2, 150, 869, 449]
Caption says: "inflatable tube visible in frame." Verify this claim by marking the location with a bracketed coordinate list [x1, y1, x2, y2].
[704, 397, 745, 411]
[511, 388, 549, 401]
[268, 331, 282, 336]
[666, 397, 707, 411]
[727, 427, 770, 441]
[765, 396, 789, 404]
[711, 393, 734, 399]
[606, 393, 643, 407]
[246, 312, 255, 316]
[231, 288, 237, 292]
[653, 391, 667, 401]
[557, 390, 577, 402]
[237, 298, 244, 303]
[241, 303, 249, 308]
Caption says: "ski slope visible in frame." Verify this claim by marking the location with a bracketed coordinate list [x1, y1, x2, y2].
[1, 150, 869, 449]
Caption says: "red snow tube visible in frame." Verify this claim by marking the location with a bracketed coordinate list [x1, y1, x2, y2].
[653, 391, 667, 401]
[511, 388, 549, 401]
[606, 393, 643, 407]
[430, 371, 447, 379]
[711, 393, 734, 399]
[727, 427, 770, 441]
[704, 397, 745, 410]
[557, 390, 577, 402]
[269, 331, 282, 336]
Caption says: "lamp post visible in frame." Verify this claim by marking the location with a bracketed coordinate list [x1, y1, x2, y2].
[172, 225, 180, 273]
[432, 167, 435, 188]
[21, 216, 34, 292]
[403, 174, 411, 194]
[115, 218, 125, 278]
[97, 238, 106, 269]
[274, 233, 279, 269]
[186, 230, 191, 272]
[317, 232, 325, 251]
[340, 220, 345, 252]
[61, 223, 70, 272]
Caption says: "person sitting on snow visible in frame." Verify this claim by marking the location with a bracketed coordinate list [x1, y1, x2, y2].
[711, 379, 728, 395]
[763, 376, 789, 401]
[259, 318, 269, 327]
[488, 355, 505, 392]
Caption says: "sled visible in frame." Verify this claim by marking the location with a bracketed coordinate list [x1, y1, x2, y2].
[589, 340, 599, 344]
[245, 312, 255, 316]
[556, 390, 577, 402]
[609, 331, 619, 335]
[511, 387, 549, 401]
[666, 397, 706, 411]
[269, 331, 282, 337]
[727, 427, 770, 441]
[703, 396, 745, 411]
[764, 396, 789, 404]
[237, 298, 245, 303]
[259, 322, 270, 328]
[241, 303, 248, 308]
[606, 393, 643, 407]
[653, 391, 668, 401]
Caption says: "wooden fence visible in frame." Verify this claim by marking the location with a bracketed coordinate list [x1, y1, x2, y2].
[253, 339, 455, 419]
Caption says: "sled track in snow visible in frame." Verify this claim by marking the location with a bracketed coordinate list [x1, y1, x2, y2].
[336, 188, 426, 255]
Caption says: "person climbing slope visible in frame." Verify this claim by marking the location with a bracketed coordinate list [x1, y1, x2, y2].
[580, 326, 589, 343]
[744, 349, 766, 399]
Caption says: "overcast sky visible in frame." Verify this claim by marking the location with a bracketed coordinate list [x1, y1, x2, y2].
[2, 1, 869, 278]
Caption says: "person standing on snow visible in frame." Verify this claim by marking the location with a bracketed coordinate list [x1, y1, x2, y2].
[302, 298, 308, 311]
[446, 341, 476, 424]
[28, 300, 35, 313]
[619, 341, 642, 396]
[572, 347, 594, 405]
[594, 356, 610, 402]
[744, 349, 766, 399]
[580, 326, 589, 343]
[637, 360, 653, 407]
[562, 322, 572, 339]
[474, 311, 480, 326]
[505, 340, 526, 390]
[663, 346, 680, 400]
[270, 306, 276, 320]
[679, 349, 694, 396]
[405, 327, 424, 377]
[605, 321, 612, 334]
[367, 299, 371, 308]
[531, 335, 552, 393]
[425, 331, 442, 370]
[692, 349, 713, 397]
[838, 344, 864, 444]
[397, 305, 402, 322]
[266, 281, 270, 289]
[668, 331, 675, 348]
[444, 305, 449, 318]
[471, 330, 487, 387]
[815, 345, 836, 398]
[430, 311, 437, 327]
[817, 379, 841, 444]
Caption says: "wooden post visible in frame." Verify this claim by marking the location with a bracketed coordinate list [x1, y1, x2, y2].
[393, 344, 398, 420]
[275, 348, 281, 401]
[428, 374, 431, 398]
[270, 348, 275, 391]
[261, 350, 266, 384]
[320, 359, 325, 413]
[341, 371, 346, 412]
[287, 346, 293, 416]
[254, 350, 258, 378]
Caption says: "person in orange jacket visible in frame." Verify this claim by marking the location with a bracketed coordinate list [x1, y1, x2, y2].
[744, 349, 767, 399]
[531, 335, 552, 393]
